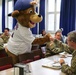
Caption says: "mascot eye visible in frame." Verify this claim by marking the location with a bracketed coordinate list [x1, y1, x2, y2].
[29, 10, 33, 13]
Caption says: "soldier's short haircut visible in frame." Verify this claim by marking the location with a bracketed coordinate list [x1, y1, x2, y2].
[67, 31, 76, 43]
[4, 28, 10, 31]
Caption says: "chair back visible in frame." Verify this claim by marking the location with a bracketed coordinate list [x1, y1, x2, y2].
[18, 52, 34, 64]
[0, 49, 7, 58]
[31, 44, 39, 50]
[0, 56, 13, 71]
[32, 49, 44, 61]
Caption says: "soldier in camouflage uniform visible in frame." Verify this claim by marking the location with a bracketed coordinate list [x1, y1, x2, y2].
[50, 30, 76, 75]
[0, 28, 10, 43]
[45, 41, 64, 57]
[0, 38, 5, 50]
[45, 30, 64, 57]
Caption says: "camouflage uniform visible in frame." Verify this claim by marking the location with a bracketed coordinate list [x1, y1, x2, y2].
[53, 39, 76, 75]
[0, 38, 4, 50]
[45, 41, 64, 57]
[1, 33, 10, 43]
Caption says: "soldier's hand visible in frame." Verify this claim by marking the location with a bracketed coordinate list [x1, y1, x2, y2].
[59, 58, 65, 65]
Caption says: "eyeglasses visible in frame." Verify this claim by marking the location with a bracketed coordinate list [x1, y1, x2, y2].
[67, 39, 74, 43]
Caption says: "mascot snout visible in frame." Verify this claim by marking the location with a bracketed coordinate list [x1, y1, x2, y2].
[29, 13, 43, 28]
[30, 14, 43, 23]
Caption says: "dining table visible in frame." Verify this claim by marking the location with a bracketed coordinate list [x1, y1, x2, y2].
[0, 52, 72, 75]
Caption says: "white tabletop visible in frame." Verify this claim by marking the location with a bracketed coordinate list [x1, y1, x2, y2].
[0, 54, 72, 75]
[29, 55, 71, 75]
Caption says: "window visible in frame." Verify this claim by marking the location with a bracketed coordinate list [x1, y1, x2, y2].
[45, 0, 61, 33]
[5, 0, 13, 30]
[8, 0, 13, 30]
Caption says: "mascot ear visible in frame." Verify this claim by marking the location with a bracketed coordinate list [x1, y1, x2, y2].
[30, 1, 37, 5]
[11, 10, 20, 18]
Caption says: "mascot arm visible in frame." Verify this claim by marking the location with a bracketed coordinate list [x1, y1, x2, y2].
[32, 34, 50, 45]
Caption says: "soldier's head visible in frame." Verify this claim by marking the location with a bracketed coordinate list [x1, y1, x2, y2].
[67, 31, 76, 49]
[3, 28, 10, 36]
[41, 29, 46, 36]
[55, 31, 62, 41]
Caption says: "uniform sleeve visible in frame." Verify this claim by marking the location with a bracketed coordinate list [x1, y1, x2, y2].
[45, 41, 63, 57]
[61, 56, 76, 75]
[53, 39, 74, 54]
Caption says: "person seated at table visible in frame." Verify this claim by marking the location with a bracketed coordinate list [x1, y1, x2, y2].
[0, 38, 5, 50]
[55, 28, 64, 42]
[0, 28, 10, 43]
[45, 29, 64, 57]
[49, 30, 76, 75]
[41, 29, 47, 37]
[39, 29, 47, 52]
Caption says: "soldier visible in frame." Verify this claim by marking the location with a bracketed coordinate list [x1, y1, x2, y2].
[0, 38, 4, 50]
[0, 28, 10, 43]
[49, 30, 76, 75]
[45, 29, 64, 57]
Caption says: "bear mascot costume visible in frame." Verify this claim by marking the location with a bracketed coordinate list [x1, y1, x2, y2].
[6, 0, 51, 64]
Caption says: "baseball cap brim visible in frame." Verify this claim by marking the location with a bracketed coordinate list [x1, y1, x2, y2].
[8, 13, 12, 16]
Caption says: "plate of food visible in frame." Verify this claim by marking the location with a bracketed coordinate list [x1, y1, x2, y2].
[59, 52, 72, 58]
[59, 52, 67, 58]
[42, 62, 61, 70]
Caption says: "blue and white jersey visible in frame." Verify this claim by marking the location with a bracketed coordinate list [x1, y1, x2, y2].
[7, 23, 35, 55]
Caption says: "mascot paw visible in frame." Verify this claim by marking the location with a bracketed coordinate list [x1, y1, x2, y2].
[44, 33, 54, 42]
[45, 33, 51, 38]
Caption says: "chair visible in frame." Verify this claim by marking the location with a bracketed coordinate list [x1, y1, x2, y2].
[0, 49, 8, 58]
[0, 56, 13, 71]
[32, 49, 44, 61]
[18, 52, 34, 64]
[31, 44, 39, 50]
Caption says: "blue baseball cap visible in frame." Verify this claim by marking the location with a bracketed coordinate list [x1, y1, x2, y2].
[14, 0, 33, 10]
[8, 0, 33, 16]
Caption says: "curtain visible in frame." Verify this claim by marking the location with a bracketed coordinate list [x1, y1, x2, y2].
[12, 0, 17, 29]
[75, 0, 76, 29]
[39, 0, 45, 34]
[60, 0, 75, 36]
[2, 0, 5, 32]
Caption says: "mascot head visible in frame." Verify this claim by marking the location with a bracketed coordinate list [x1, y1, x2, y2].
[9, 0, 42, 28]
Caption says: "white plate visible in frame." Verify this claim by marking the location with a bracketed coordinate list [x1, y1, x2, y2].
[52, 62, 61, 67]
[42, 62, 61, 70]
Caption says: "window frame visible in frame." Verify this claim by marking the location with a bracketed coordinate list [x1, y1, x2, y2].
[45, 0, 61, 33]
[0, 0, 2, 33]
[5, 0, 13, 30]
